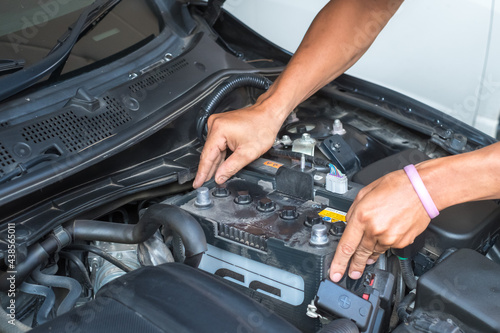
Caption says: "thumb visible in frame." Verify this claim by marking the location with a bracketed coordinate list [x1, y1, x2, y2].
[214, 148, 260, 184]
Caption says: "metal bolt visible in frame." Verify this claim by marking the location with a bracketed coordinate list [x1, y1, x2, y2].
[281, 135, 292, 146]
[450, 133, 467, 151]
[310, 224, 329, 246]
[195, 187, 213, 208]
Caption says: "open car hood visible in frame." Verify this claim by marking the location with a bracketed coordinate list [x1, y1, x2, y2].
[0, 1, 498, 333]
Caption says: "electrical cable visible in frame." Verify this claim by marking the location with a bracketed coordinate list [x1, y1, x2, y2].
[59, 251, 93, 289]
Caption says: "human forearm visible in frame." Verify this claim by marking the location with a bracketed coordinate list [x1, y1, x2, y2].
[329, 142, 500, 282]
[418, 141, 500, 210]
[193, 0, 403, 188]
[256, 0, 403, 122]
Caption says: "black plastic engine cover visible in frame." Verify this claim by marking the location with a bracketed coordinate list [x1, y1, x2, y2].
[414, 248, 500, 332]
[31, 263, 301, 333]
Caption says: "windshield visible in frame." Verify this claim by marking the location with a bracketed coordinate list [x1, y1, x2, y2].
[0, 0, 159, 77]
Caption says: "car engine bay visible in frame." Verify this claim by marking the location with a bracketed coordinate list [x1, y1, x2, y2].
[0, 1, 500, 332]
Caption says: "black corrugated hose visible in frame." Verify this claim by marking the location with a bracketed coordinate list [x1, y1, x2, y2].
[196, 74, 272, 142]
[399, 258, 417, 290]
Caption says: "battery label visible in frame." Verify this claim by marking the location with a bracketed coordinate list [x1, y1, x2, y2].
[263, 161, 283, 169]
[318, 207, 347, 222]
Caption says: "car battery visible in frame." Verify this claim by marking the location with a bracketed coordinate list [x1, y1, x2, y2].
[168, 177, 351, 333]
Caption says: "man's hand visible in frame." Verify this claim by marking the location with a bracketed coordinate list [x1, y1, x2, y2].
[329, 169, 431, 282]
[193, 102, 284, 188]
[192, 0, 403, 189]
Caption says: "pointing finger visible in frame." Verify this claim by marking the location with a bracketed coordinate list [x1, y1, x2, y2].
[329, 221, 364, 282]
[194, 135, 227, 188]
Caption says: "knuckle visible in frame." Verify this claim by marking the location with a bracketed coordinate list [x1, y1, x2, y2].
[246, 149, 261, 161]
[370, 224, 386, 237]
[357, 187, 369, 197]
[357, 244, 373, 255]
[338, 243, 356, 257]
[207, 115, 224, 129]
[354, 210, 369, 226]
[350, 260, 366, 271]
[378, 235, 398, 247]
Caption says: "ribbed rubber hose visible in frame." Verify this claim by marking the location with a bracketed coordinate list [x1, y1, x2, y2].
[196, 74, 272, 142]
[399, 258, 417, 290]
[31, 266, 82, 316]
[318, 318, 359, 333]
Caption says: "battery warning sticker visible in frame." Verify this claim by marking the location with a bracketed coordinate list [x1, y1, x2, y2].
[263, 161, 283, 169]
[318, 207, 347, 222]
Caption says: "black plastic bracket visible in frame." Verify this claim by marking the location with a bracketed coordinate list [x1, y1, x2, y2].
[275, 166, 314, 201]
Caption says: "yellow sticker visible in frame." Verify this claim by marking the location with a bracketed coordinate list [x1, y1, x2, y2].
[263, 161, 283, 169]
[318, 207, 347, 222]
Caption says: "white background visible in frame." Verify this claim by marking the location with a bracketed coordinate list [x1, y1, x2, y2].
[223, 0, 500, 138]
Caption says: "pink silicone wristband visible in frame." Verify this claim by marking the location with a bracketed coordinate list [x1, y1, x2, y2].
[403, 164, 439, 219]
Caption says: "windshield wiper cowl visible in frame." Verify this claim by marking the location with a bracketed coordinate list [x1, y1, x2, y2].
[0, 59, 25, 73]
[0, 0, 120, 102]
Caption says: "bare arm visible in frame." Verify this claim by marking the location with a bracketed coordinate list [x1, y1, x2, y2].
[192, 0, 500, 283]
[330, 142, 500, 282]
[193, 0, 403, 188]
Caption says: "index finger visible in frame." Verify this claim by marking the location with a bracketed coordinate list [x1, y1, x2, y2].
[193, 134, 228, 188]
[329, 221, 364, 282]
[214, 146, 260, 184]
